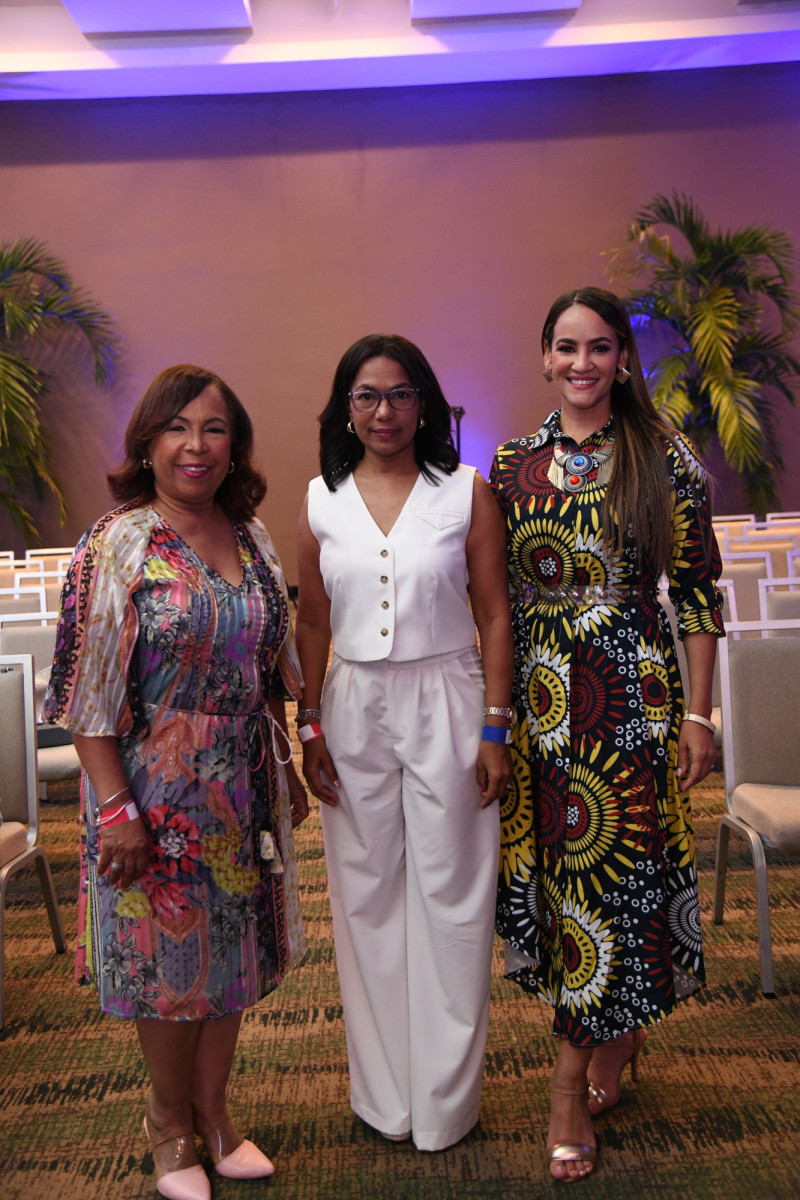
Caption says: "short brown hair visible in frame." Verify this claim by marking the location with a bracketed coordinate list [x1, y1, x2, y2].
[107, 364, 266, 522]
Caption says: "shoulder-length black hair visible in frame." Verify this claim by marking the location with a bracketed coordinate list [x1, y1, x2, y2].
[319, 334, 459, 490]
[107, 364, 267, 523]
[542, 286, 693, 577]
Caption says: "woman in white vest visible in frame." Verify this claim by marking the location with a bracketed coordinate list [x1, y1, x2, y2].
[296, 334, 513, 1151]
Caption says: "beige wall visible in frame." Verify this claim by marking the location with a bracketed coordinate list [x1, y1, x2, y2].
[2, 62, 800, 577]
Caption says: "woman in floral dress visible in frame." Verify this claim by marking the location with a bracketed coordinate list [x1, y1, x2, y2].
[45, 364, 307, 1200]
[490, 289, 724, 1182]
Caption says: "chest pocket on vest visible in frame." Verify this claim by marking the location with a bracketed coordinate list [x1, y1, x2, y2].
[415, 511, 463, 530]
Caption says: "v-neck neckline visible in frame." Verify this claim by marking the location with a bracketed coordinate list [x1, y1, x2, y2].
[349, 470, 423, 538]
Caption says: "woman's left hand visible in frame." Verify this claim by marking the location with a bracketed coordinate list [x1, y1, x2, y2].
[476, 742, 512, 809]
[676, 720, 716, 792]
[286, 764, 310, 828]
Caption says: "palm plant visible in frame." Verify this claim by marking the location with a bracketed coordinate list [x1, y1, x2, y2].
[0, 236, 120, 545]
[607, 192, 800, 513]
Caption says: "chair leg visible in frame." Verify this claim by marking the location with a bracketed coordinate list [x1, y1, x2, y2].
[0, 898, 5, 1031]
[748, 834, 776, 998]
[712, 815, 776, 997]
[32, 850, 66, 955]
[713, 818, 732, 924]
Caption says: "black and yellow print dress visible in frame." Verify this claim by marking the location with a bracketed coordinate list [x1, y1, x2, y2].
[490, 411, 724, 1047]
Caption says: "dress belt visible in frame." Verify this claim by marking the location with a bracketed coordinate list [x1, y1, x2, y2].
[520, 582, 656, 607]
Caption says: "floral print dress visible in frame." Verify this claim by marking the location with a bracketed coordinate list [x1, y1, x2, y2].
[490, 413, 724, 1047]
[44, 505, 306, 1020]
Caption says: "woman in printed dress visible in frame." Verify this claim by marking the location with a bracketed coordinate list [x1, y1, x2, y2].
[490, 288, 724, 1182]
[45, 364, 307, 1200]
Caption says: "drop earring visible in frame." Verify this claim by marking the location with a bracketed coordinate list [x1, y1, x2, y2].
[616, 366, 631, 384]
[346, 419, 355, 434]
[543, 367, 554, 383]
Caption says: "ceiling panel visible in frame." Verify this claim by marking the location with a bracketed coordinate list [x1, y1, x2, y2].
[411, 1, 578, 17]
[60, 0, 252, 35]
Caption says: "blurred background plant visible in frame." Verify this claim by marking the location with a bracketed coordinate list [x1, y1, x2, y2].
[0, 236, 120, 545]
[607, 192, 800, 514]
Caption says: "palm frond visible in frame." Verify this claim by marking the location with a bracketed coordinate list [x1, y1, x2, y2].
[687, 288, 739, 375]
[706, 372, 765, 473]
[633, 193, 711, 258]
[0, 348, 43, 447]
[0, 236, 71, 291]
[38, 291, 119, 384]
[0, 489, 41, 547]
[608, 192, 800, 510]
[0, 236, 119, 543]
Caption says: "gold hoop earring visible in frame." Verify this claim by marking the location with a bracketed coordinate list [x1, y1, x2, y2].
[142, 458, 152, 469]
[542, 367, 554, 383]
[616, 366, 631, 384]
[227, 461, 235, 474]
[346, 419, 355, 434]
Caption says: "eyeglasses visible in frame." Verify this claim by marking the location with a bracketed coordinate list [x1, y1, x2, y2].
[348, 386, 419, 412]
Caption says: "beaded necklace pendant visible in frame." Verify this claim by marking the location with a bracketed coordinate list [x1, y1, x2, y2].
[547, 438, 615, 493]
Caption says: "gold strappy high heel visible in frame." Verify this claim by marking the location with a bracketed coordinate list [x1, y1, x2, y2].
[546, 1085, 597, 1183]
[588, 1028, 646, 1117]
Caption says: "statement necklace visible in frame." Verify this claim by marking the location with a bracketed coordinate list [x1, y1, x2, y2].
[547, 437, 615, 494]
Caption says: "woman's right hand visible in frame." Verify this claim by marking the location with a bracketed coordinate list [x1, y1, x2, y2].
[301, 735, 340, 807]
[99, 816, 152, 890]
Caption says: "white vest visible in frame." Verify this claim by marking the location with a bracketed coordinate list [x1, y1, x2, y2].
[308, 464, 478, 662]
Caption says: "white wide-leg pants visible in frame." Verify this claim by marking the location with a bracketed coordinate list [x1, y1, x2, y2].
[319, 646, 500, 1152]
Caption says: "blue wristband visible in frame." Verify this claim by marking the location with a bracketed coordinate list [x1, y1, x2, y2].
[482, 724, 511, 745]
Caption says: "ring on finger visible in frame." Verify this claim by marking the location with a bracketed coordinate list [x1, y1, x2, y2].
[110, 861, 124, 870]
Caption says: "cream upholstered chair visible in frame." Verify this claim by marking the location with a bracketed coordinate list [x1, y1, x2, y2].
[0, 615, 81, 800]
[713, 619, 800, 996]
[0, 653, 66, 1029]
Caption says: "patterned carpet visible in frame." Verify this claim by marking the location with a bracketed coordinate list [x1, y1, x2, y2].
[1, 770, 798, 1200]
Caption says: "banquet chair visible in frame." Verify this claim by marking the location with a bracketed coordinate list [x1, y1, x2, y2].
[713, 619, 800, 996]
[0, 653, 66, 1030]
[0, 615, 81, 800]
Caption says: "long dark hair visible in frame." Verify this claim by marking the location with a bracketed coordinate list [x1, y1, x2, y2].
[319, 334, 459, 490]
[542, 287, 687, 576]
[107, 364, 267, 522]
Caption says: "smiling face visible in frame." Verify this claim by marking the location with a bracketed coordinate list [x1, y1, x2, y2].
[544, 303, 627, 436]
[348, 354, 422, 466]
[148, 384, 232, 512]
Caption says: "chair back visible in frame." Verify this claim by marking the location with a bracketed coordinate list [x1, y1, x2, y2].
[719, 622, 800, 799]
[0, 655, 38, 835]
[759, 580, 800, 633]
[0, 618, 58, 675]
[0, 587, 47, 616]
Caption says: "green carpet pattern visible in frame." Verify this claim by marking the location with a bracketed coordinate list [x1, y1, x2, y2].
[1, 767, 798, 1200]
